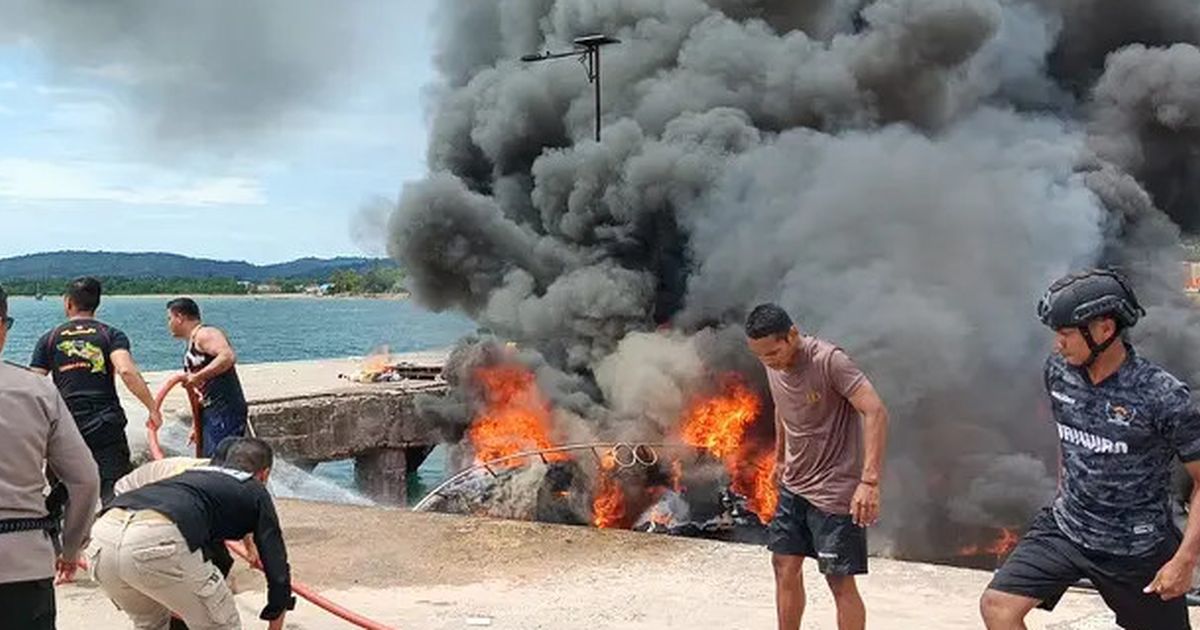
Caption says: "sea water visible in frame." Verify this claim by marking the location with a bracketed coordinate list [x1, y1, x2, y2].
[3, 295, 473, 503]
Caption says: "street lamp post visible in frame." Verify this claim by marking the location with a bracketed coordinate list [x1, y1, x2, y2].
[522, 34, 620, 142]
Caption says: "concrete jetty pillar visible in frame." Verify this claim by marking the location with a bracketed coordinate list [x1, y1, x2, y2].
[355, 448, 409, 506]
[353, 446, 435, 506]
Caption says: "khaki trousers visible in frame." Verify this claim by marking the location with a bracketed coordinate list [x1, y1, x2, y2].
[86, 509, 240, 630]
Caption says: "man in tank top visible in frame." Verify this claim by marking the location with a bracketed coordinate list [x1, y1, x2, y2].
[166, 297, 248, 458]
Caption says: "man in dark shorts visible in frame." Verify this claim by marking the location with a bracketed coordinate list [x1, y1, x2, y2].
[166, 297, 248, 458]
[980, 269, 1200, 630]
[31, 277, 162, 504]
[745, 303, 891, 630]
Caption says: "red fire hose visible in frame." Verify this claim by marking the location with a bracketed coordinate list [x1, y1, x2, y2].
[150, 375, 397, 630]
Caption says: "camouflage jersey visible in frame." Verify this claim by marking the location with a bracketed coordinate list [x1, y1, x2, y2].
[1046, 345, 1200, 556]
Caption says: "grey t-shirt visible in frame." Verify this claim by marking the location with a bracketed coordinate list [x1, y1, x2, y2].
[1046, 347, 1200, 556]
[766, 336, 868, 515]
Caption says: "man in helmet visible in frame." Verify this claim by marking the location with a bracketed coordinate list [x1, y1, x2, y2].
[980, 269, 1200, 630]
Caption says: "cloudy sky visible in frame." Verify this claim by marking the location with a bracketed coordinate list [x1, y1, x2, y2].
[0, 1, 436, 264]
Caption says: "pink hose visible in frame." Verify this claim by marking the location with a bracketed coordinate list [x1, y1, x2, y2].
[150, 376, 398, 629]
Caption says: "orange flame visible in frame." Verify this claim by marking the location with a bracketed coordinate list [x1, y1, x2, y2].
[680, 375, 777, 523]
[681, 377, 761, 459]
[732, 453, 777, 523]
[959, 528, 1020, 559]
[592, 456, 625, 528]
[467, 364, 564, 466]
[670, 459, 684, 493]
[364, 354, 389, 373]
[359, 346, 392, 379]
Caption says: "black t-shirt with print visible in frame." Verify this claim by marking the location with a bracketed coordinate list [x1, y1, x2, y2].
[107, 467, 294, 620]
[30, 318, 131, 439]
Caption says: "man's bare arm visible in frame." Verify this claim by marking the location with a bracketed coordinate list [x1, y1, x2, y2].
[848, 380, 889, 484]
[1175, 461, 1200, 563]
[111, 349, 161, 427]
[1146, 460, 1200, 599]
[847, 380, 889, 527]
[773, 410, 786, 484]
[191, 328, 237, 383]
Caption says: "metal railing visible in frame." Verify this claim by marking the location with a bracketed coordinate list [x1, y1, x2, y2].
[411, 441, 698, 512]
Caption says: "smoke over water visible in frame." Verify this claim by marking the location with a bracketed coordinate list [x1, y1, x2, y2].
[391, 0, 1200, 558]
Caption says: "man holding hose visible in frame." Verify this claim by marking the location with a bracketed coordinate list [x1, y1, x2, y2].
[87, 437, 293, 629]
[166, 297, 248, 457]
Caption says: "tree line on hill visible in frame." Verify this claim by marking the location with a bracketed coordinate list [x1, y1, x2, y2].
[1, 267, 406, 297]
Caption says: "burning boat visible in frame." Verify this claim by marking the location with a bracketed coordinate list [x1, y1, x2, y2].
[389, 0, 1200, 574]
[410, 338, 1038, 570]
[413, 344, 775, 538]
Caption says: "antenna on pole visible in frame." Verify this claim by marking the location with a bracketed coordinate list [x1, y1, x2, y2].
[521, 34, 620, 142]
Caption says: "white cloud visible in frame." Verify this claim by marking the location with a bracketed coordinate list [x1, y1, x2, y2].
[0, 158, 267, 206]
[47, 100, 117, 128]
[81, 63, 143, 85]
[32, 84, 96, 98]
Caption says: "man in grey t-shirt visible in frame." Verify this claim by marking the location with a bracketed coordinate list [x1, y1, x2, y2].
[746, 303, 890, 630]
[0, 284, 101, 629]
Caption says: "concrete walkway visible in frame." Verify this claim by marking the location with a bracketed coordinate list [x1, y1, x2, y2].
[117, 351, 449, 454]
[83, 356, 1191, 628]
[58, 500, 1194, 629]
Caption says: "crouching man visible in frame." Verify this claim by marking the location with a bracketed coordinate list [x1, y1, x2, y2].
[113, 437, 258, 579]
[86, 437, 294, 629]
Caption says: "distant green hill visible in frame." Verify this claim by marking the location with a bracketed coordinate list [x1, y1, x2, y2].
[0, 251, 393, 282]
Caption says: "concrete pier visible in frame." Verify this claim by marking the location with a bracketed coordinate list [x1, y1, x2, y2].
[249, 386, 444, 505]
[126, 351, 450, 505]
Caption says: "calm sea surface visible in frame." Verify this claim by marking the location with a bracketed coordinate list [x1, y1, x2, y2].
[2, 295, 474, 501]
[2, 295, 474, 370]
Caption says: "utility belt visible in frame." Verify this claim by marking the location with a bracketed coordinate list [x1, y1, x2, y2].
[0, 517, 56, 535]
